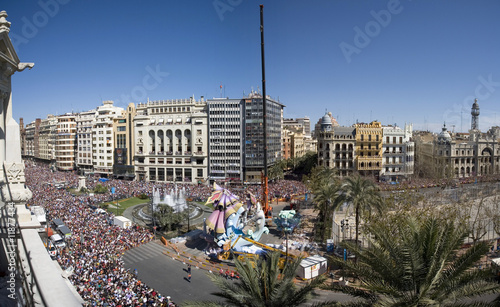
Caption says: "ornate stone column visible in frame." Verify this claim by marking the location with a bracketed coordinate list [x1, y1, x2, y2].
[0, 11, 34, 204]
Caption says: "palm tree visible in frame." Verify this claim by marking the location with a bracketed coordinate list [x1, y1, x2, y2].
[183, 251, 334, 307]
[342, 175, 383, 246]
[304, 165, 338, 193]
[313, 178, 344, 244]
[328, 216, 500, 306]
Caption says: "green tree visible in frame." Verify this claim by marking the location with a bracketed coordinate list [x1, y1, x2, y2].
[328, 216, 500, 306]
[296, 151, 317, 175]
[342, 175, 383, 246]
[303, 165, 338, 193]
[312, 178, 344, 244]
[93, 183, 108, 194]
[153, 204, 185, 231]
[269, 159, 286, 181]
[184, 251, 334, 307]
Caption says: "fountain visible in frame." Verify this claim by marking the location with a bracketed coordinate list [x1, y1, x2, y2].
[152, 186, 188, 213]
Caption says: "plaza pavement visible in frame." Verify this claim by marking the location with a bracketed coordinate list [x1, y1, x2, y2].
[121, 200, 358, 305]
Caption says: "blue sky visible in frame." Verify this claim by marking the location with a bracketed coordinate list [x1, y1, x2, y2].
[3, 0, 500, 132]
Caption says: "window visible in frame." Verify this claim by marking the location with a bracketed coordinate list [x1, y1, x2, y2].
[197, 169, 203, 177]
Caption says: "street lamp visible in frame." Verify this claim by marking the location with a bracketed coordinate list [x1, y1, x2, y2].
[274, 213, 301, 266]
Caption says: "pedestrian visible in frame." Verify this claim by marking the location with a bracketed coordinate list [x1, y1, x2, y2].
[187, 264, 191, 274]
[230, 271, 234, 280]
[188, 273, 191, 282]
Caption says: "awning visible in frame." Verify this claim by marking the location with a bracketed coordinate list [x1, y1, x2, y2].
[159, 118, 164, 123]
[150, 119, 156, 124]
[167, 119, 173, 123]
[176, 118, 182, 123]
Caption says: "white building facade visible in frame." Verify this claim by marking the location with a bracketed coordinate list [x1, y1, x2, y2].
[92, 101, 124, 176]
[76, 109, 97, 173]
[380, 124, 414, 182]
[133, 97, 208, 183]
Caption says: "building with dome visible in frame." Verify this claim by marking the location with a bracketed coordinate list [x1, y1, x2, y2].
[317, 111, 415, 180]
[314, 111, 339, 137]
[415, 100, 500, 179]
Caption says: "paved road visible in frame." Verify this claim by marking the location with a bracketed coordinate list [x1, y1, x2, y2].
[122, 241, 222, 305]
[122, 240, 357, 306]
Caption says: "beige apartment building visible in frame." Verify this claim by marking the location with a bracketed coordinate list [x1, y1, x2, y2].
[55, 114, 77, 171]
[113, 103, 136, 179]
[133, 97, 208, 183]
[92, 101, 124, 176]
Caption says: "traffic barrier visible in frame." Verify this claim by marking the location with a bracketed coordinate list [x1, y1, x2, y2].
[160, 236, 168, 246]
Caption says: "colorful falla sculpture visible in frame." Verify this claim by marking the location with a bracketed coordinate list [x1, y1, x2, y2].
[205, 183, 269, 254]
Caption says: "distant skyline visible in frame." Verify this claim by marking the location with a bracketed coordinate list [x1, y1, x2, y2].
[3, 0, 500, 133]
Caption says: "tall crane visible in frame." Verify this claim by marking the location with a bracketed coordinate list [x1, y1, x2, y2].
[260, 4, 272, 219]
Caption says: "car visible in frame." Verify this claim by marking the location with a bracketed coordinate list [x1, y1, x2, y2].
[50, 234, 66, 249]
[47, 245, 57, 259]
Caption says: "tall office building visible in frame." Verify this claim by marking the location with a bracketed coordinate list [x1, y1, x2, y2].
[207, 92, 284, 184]
[243, 92, 284, 183]
[207, 98, 244, 183]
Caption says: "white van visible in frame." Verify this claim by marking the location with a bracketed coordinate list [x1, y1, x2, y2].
[50, 234, 66, 249]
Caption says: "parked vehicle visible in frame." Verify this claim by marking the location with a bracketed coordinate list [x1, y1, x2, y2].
[47, 245, 57, 259]
[50, 234, 66, 249]
[52, 218, 64, 228]
[58, 225, 72, 238]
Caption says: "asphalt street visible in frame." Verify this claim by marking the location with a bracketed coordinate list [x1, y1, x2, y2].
[122, 240, 357, 306]
[122, 241, 221, 304]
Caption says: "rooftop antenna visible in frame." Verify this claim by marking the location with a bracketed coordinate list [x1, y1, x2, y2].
[451, 124, 455, 133]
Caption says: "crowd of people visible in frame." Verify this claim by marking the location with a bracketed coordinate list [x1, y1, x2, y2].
[25, 161, 309, 306]
[378, 173, 500, 191]
[26, 163, 175, 306]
